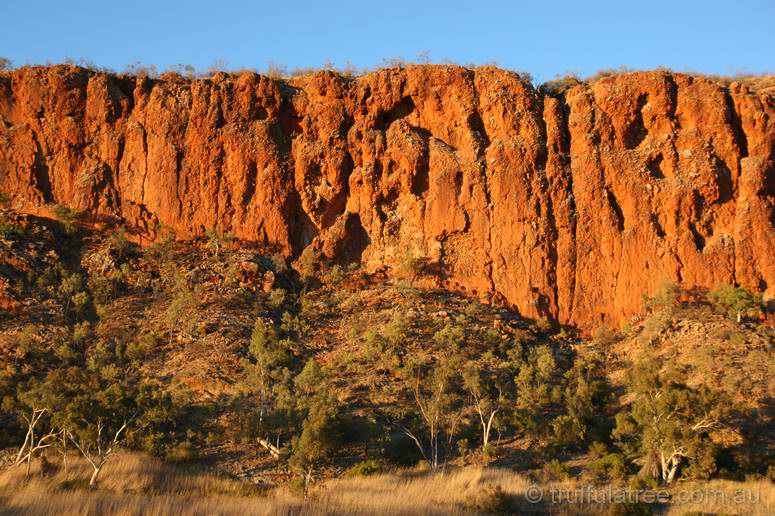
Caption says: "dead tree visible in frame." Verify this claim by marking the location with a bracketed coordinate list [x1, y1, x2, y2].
[9, 407, 58, 477]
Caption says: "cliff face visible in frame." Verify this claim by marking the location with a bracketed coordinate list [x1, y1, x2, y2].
[1, 65, 773, 328]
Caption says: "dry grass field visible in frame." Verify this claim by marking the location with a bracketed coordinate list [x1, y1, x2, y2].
[1, 453, 773, 515]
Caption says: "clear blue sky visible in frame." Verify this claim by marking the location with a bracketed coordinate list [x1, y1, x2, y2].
[1, 0, 772, 83]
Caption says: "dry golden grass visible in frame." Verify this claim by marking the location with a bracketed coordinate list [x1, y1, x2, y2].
[0, 453, 240, 495]
[0, 490, 292, 516]
[0, 454, 547, 515]
[1, 453, 774, 515]
[310, 467, 540, 515]
[665, 479, 775, 516]
[0, 453, 295, 515]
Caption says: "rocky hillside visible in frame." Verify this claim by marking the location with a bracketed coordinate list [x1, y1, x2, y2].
[0, 65, 773, 328]
[1, 213, 773, 486]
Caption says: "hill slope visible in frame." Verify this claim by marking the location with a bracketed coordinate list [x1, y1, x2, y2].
[1, 213, 773, 487]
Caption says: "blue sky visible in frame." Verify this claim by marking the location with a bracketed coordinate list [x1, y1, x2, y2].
[1, 0, 772, 83]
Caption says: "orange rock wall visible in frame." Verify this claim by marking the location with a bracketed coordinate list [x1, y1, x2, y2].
[1, 65, 773, 328]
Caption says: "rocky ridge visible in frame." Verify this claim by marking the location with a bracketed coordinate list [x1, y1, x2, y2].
[0, 65, 773, 327]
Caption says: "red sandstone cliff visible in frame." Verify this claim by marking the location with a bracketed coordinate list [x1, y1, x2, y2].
[1, 65, 773, 328]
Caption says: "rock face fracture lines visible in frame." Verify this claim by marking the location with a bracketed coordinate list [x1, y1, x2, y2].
[1, 65, 773, 328]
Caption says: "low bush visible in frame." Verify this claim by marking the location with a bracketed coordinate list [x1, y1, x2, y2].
[268, 288, 286, 310]
[346, 459, 384, 477]
[588, 453, 628, 483]
[52, 205, 79, 234]
[328, 264, 345, 283]
[542, 459, 571, 481]
[126, 333, 159, 361]
[0, 219, 24, 238]
[463, 484, 513, 514]
[166, 441, 198, 463]
[708, 284, 761, 322]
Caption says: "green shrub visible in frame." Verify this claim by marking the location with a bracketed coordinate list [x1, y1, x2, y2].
[328, 264, 345, 283]
[54, 339, 81, 363]
[88, 275, 125, 304]
[588, 441, 609, 460]
[463, 484, 513, 514]
[288, 477, 307, 498]
[383, 313, 410, 344]
[164, 280, 198, 338]
[589, 453, 627, 482]
[281, 311, 306, 339]
[126, 333, 159, 361]
[708, 284, 761, 322]
[642, 281, 678, 313]
[627, 475, 660, 491]
[166, 440, 198, 463]
[532, 317, 553, 334]
[432, 323, 465, 350]
[593, 325, 617, 348]
[541, 73, 583, 95]
[35, 264, 62, 291]
[53, 205, 79, 234]
[108, 227, 133, 261]
[347, 459, 384, 477]
[383, 432, 423, 466]
[551, 414, 586, 448]
[542, 459, 571, 481]
[0, 219, 24, 238]
[204, 228, 235, 257]
[267, 288, 286, 310]
[457, 437, 471, 457]
[297, 247, 320, 274]
[271, 253, 288, 273]
[463, 301, 484, 317]
[398, 253, 424, 278]
[72, 321, 91, 342]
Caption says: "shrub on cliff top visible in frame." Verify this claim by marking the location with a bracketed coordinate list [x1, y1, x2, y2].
[541, 73, 583, 95]
[124, 61, 158, 78]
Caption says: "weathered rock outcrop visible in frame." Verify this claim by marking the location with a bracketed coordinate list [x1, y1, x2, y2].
[1, 65, 773, 328]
